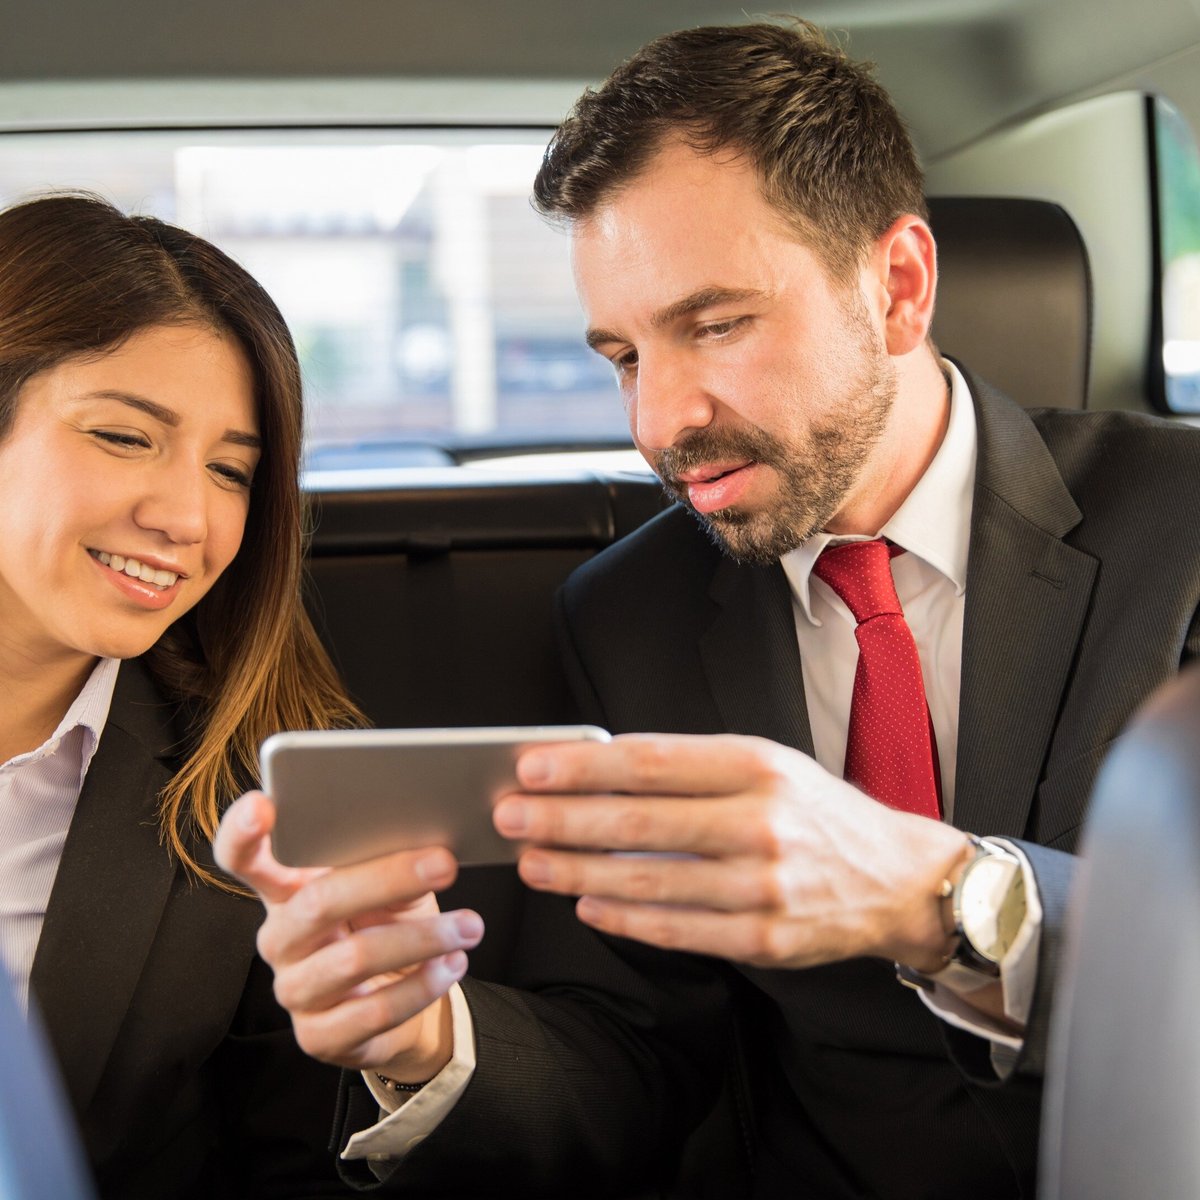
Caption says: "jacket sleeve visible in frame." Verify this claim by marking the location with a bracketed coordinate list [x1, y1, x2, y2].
[334, 893, 734, 1195]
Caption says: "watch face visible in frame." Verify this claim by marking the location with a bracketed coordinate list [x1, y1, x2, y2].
[959, 856, 1026, 963]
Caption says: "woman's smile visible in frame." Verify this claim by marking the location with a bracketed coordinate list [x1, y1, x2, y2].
[86, 546, 186, 609]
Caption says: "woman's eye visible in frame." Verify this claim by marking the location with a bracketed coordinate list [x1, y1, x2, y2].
[210, 462, 254, 489]
[92, 429, 150, 449]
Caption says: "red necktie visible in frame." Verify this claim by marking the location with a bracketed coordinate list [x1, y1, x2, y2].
[812, 540, 942, 819]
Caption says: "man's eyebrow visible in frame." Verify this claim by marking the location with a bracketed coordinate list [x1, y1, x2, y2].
[85, 390, 262, 449]
[650, 287, 764, 330]
[585, 286, 765, 350]
[585, 327, 626, 352]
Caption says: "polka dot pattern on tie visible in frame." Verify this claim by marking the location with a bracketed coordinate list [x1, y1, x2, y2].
[812, 540, 942, 819]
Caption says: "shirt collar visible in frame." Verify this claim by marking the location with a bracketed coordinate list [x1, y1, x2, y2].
[62, 656, 121, 780]
[6, 657, 121, 787]
[780, 359, 977, 624]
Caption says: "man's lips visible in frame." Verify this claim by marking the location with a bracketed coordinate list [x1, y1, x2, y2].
[674, 460, 759, 514]
[674, 459, 754, 486]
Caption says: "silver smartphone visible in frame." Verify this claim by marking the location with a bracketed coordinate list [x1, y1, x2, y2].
[261, 724, 610, 868]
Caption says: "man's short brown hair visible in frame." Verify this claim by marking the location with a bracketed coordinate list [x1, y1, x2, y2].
[532, 20, 927, 281]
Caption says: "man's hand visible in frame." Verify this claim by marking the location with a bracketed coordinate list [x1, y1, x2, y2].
[214, 791, 483, 1082]
[494, 733, 969, 972]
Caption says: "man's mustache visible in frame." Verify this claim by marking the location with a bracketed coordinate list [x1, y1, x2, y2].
[651, 426, 787, 491]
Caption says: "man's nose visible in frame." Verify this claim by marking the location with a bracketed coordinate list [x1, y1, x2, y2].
[632, 352, 716, 452]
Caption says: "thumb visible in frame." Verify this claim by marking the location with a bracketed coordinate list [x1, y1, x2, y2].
[214, 791, 322, 905]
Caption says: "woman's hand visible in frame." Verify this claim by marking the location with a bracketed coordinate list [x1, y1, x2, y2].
[214, 791, 483, 1082]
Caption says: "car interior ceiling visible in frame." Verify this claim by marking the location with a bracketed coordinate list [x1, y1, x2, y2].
[2, 4, 1198, 1196]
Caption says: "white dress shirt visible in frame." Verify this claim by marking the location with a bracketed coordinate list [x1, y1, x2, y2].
[342, 982, 476, 1162]
[342, 362, 1043, 1160]
[780, 361, 1039, 1048]
[0, 656, 120, 1013]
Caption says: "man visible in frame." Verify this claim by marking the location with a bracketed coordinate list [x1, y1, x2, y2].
[216, 20, 1200, 1199]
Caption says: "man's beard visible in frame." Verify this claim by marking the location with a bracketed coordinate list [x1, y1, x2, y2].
[649, 321, 897, 566]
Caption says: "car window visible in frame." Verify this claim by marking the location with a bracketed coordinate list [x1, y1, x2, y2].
[1154, 98, 1200, 414]
[0, 129, 637, 471]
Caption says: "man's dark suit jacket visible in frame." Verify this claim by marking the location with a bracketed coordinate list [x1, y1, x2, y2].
[28, 659, 353, 1200]
[343, 374, 1200, 1199]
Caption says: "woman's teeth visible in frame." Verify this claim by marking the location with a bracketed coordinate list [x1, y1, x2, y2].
[92, 550, 178, 589]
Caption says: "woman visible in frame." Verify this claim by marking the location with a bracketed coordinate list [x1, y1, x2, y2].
[0, 193, 363, 1198]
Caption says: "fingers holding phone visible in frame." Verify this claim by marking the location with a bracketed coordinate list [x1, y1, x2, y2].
[215, 792, 482, 1078]
[216, 725, 607, 1079]
[267, 846, 482, 1077]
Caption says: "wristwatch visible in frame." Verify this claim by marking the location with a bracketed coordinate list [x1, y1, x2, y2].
[898, 836, 1027, 993]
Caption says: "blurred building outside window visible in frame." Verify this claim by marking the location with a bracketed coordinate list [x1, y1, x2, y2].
[0, 130, 644, 473]
[1157, 99, 1200, 414]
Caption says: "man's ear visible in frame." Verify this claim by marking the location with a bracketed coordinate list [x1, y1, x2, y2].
[870, 215, 937, 357]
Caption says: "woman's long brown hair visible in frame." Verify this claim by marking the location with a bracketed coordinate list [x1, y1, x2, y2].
[0, 193, 363, 889]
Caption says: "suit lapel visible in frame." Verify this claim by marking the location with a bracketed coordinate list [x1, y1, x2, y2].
[699, 555, 814, 755]
[953, 375, 1099, 836]
[687, 377, 1097, 839]
[30, 659, 182, 1118]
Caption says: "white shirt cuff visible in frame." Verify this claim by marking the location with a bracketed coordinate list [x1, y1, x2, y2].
[916, 838, 1042, 1056]
[340, 982, 477, 1162]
